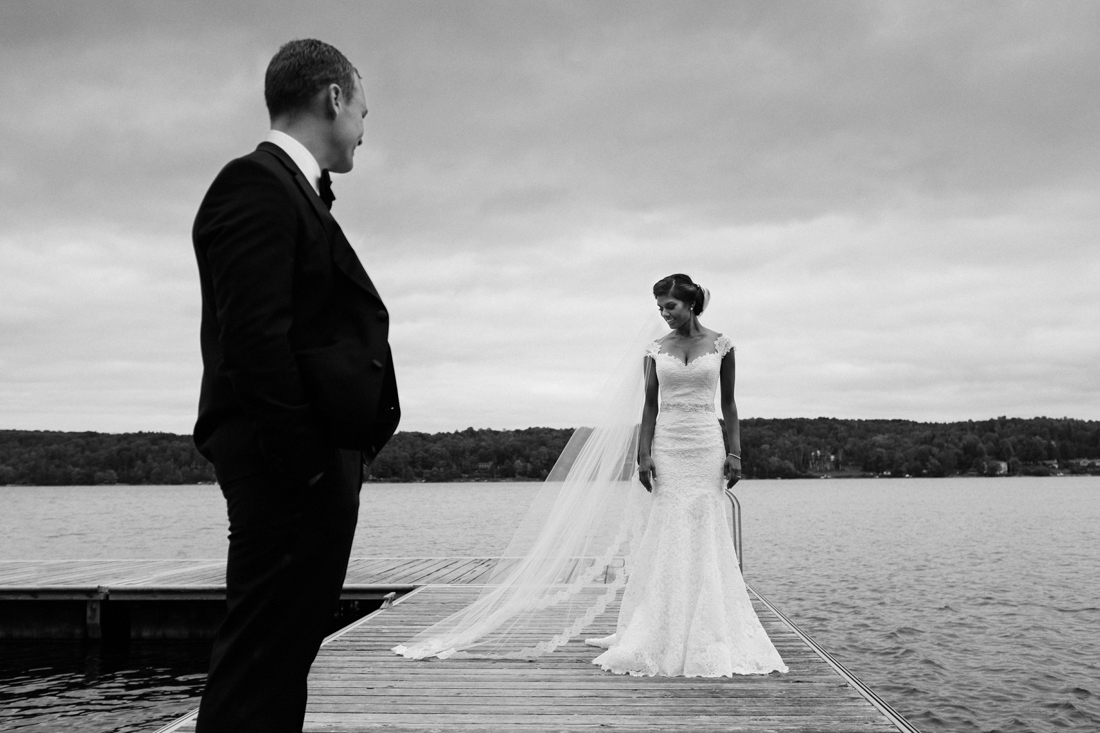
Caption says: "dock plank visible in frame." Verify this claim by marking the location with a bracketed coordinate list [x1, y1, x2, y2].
[0, 561, 916, 732]
[347, 557, 446, 585]
[0, 557, 505, 591]
[160, 583, 909, 732]
[115, 561, 226, 586]
[412, 557, 486, 585]
[344, 557, 403, 579]
[0, 559, 154, 585]
[0, 557, 541, 590]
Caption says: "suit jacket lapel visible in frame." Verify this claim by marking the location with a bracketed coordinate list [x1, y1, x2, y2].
[257, 143, 383, 303]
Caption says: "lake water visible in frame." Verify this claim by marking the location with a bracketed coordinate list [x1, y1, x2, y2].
[2, 477, 1099, 732]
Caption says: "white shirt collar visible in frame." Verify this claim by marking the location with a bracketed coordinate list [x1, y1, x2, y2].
[264, 129, 323, 195]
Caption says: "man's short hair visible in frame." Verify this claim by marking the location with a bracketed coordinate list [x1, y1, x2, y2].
[265, 39, 358, 119]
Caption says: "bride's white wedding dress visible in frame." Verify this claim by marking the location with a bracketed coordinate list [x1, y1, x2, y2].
[586, 335, 788, 677]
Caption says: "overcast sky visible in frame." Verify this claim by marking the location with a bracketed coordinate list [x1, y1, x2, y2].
[1, 1, 1097, 435]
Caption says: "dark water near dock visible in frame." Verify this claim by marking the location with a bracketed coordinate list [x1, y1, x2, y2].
[0, 640, 207, 732]
[2, 477, 1099, 731]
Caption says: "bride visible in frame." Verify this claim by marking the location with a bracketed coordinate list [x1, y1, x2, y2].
[394, 274, 787, 677]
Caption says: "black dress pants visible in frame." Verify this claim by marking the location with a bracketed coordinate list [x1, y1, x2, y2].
[196, 448, 362, 733]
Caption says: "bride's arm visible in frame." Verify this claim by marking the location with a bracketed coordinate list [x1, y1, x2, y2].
[637, 356, 659, 491]
[719, 351, 742, 487]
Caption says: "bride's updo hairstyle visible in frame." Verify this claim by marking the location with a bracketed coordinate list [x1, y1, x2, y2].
[653, 273, 709, 316]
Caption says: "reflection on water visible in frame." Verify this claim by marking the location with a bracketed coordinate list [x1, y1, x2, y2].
[0, 640, 206, 732]
[1, 477, 1099, 732]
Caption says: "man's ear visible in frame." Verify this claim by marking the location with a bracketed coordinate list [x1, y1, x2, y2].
[323, 83, 342, 119]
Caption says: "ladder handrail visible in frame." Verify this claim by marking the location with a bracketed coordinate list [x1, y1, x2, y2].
[724, 487, 743, 571]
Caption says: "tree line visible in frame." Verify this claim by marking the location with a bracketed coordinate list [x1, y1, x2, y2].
[738, 416, 1100, 479]
[1, 416, 1097, 486]
[0, 430, 214, 486]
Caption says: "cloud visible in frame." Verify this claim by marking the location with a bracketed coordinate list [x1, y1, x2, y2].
[1, 1, 1098, 434]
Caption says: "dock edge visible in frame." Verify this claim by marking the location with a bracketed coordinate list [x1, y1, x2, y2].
[747, 580, 923, 733]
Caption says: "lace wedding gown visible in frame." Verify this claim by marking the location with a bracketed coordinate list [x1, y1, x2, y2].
[586, 335, 788, 677]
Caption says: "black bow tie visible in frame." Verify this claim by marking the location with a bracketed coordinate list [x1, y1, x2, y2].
[319, 170, 335, 210]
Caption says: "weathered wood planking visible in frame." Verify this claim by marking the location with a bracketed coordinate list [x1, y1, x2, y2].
[0, 557, 497, 590]
[0, 559, 226, 587]
[2, 559, 916, 731]
[0, 557, 609, 592]
[160, 584, 908, 733]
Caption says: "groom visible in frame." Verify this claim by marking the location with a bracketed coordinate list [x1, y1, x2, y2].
[191, 39, 399, 732]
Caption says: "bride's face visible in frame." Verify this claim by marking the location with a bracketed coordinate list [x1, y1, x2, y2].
[656, 294, 692, 328]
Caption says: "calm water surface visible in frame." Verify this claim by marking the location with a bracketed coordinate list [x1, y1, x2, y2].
[1, 477, 1098, 732]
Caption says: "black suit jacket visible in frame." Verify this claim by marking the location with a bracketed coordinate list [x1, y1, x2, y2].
[192, 142, 400, 483]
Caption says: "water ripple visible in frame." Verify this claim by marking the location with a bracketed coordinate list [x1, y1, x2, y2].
[0, 641, 206, 732]
[2, 477, 1099, 732]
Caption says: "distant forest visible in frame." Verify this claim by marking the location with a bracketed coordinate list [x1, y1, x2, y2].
[1, 416, 1098, 486]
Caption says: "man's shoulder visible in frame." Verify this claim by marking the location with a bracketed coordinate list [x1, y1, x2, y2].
[204, 145, 300, 199]
[218, 144, 291, 180]
[196, 145, 300, 223]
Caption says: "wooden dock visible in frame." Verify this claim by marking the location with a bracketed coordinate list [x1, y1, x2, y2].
[0, 556, 501, 589]
[0, 558, 919, 732]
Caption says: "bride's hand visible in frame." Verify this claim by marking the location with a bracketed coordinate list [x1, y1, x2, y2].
[638, 455, 656, 492]
[724, 455, 742, 488]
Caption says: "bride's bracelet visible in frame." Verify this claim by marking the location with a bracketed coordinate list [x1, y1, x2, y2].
[727, 452, 741, 460]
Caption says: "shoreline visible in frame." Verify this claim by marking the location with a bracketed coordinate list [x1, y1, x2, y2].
[3, 471, 1098, 488]
[6, 418, 1099, 486]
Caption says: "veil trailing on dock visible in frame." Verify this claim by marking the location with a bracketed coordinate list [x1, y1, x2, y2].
[393, 313, 667, 659]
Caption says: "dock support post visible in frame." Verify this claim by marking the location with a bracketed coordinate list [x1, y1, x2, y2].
[86, 586, 109, 639]
[86, 600, 101, 639]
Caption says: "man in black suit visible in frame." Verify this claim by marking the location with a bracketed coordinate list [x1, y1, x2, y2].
[191, 39, 399, 732]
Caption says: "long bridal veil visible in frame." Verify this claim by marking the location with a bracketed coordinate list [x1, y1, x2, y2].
[393, 312, 667, 659]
